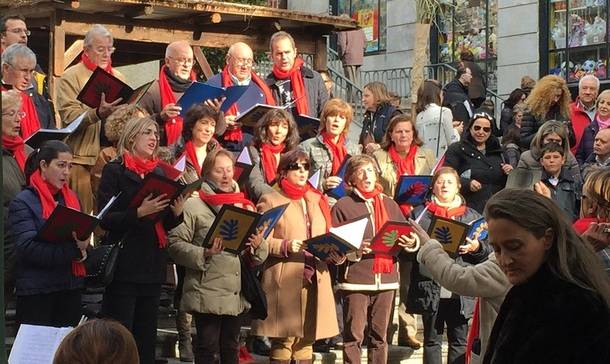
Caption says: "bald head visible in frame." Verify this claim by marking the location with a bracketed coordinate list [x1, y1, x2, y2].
[594, 128, 610, 160]
[165, 40, 194, 80]
[226, 42, 254, 82]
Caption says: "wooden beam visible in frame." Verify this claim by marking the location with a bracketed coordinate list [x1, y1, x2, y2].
[63, 39, 84, 71]
[192, 46, 214, 80]
[48, 10, 64, 127]
[313, 36, 327, 72]
[124, 4, 154, 18]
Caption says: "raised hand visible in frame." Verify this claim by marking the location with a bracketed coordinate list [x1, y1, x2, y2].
[205, 237, 224, 257]
[137, 193, 170, 218]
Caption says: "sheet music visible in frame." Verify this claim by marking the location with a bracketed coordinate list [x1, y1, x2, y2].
[329, 217, 368, 249]
[96, 192, 121, 219]
[64, 111, 87, 133]
[9, 324, 73, 364]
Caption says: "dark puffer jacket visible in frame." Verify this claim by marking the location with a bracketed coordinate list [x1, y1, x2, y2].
[359, 102, 401, 145]
[575, 119, 600, 165]
[443, 79, 473, 124]
[443, 134, 508, 213]
[406, 205, 491, 319]
[519, 104, 574, 150]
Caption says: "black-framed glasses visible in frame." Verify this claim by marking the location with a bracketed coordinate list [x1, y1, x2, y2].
[473, 125, 491, 133]
[286, 162, 310, 171]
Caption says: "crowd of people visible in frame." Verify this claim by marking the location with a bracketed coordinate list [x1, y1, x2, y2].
[2, 14, 610, 364]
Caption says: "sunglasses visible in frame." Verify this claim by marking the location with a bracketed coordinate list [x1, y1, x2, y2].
[286, 162, 310, 171]
[473, 125, 491, 133]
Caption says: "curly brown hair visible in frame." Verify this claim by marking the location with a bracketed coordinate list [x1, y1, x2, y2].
[104, 104, 148, 144]
[524, 75, 571, 119]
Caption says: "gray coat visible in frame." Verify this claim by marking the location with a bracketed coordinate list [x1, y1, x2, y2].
[266, 66, 329, 118]
[517, 144, 582, 184]
[245, 146, 278, 203]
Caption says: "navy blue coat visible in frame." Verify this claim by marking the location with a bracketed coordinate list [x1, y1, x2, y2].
[8, 187, 83, 295]
[359, 103, 401, 144]
[576, 119, 599, 165]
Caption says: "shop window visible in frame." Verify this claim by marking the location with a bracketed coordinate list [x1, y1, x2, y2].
[433, 0, 498, 91]
[547, 0, 608, 82]
[337, 0, 387, 53]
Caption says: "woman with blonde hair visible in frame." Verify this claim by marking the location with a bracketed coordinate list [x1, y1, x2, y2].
[481, 189, 610, 363]
[97, 117, 185, 364]
[517, 120, 581, 183]
[359, 81, 402, 153]
[519, 75, 574, 150]
[300, 98, 361, 202]
[53, 319, 139, 364]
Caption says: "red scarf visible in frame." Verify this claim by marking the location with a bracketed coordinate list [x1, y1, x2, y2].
[260, 143, 284, 184]
[123, 152, 169, 248]
[0, 85, 40, 140]
[465, 298, 480, 364]
[221, 65, 276, 142]
[272, 57, 309, 115]
[389, 144, 418, 177]
[198, 190, 255, 211]
[322, 132, 347, 175]
[80, 52, 113, 74]
[30, 169, 85, 277]
[3, 135, 26, 172]
[279, 178, 332, 232]
[184, 141, 202, 177]
[159, 65, 196, 145]
[389, 144, 419, 216]
[358, 186, 393, 273]
[426, 201, 467, 219]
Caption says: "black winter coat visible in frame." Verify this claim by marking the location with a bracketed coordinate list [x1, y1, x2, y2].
[499, 106, 513, 136]
[541, 168, 580, 222]
[483, 264, 610, 364]
[519, 105, 574, 150]
[97, 157, 183, 286]
[406, 205, 491, 318]
[359, 102, 401, 145]
[443, 79, 473, 124]
[575, 119, 600, 165]
[8, 187, 83, 295]
[444, 135, 508, 213]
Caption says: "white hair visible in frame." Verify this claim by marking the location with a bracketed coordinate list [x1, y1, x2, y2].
[579, 74, 600, 90]
[1, 43, 36, 67]
[84, 24, 113, 47]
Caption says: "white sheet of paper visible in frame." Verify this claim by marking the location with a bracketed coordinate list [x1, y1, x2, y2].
[9, 324, 73, 364]
[330, 216, 368, 250]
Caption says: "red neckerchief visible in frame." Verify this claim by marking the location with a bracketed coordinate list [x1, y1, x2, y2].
[357, 186, 393, 273]
[123, 152, 168, 248]
[0, 85, 41, 139]
[260, 143, 284, 184]
[198, 190, 255, 211]
[389, 144, 418, 177]
[184, 140, 202, 177]
[272, 57, 309, 115]
[30, 169, 85, 277]
[159, 65, 196, 145]
[220, 65, 276, 142]
[573, 217, 599, 234]
[426, 200, 467, 219]
[80, 52, 113, 74]
[322, 131, 347, 175]
[3, 135, 26, 172]
[466, 298, 481, 364]
[279, 177, 331, 233]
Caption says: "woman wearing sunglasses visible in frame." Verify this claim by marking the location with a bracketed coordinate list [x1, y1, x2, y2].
[252, 150, 340, 364]
[444, 112, 512, 213]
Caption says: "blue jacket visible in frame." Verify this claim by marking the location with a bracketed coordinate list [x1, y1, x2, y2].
[359, 102, 401, 144]
[8, 187, 83, 295]
[576, 119, 599, 165]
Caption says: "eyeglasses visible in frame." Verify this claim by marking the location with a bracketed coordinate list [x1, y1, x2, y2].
[2, 110, 26, 119]
[473, 125, 491, 133]
[168, 56, 194, 65]
[5, 28, 30, 36]
[230, 56, 254, 67]
[286, 162, 310, 171]
[90, 46, 116, 55]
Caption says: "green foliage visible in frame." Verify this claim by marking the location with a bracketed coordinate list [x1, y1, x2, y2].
[382, 230, 398, 247]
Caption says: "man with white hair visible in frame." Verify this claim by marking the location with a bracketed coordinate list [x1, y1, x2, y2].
[56, 24, 124, 214]
[206, 41, 275, 152]
[1, 43, 55, 138]
[570, 74, 599, 154]
[140, 40, 196, 146]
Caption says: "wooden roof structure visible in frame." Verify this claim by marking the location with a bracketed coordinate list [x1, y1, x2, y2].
[1, 0, 357, 96]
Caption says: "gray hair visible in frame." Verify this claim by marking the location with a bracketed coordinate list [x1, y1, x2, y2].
[1, 43, 36, 67]
[269, 31, 295, 52]
[578, 74, 600, 90]
[84, 24, 113, 48]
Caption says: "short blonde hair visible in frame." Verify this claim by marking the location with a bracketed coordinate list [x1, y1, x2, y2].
[117, 117, 159, 157]
[320, 98, 353, 135]
[596, 89, 610, 108]
[344, 154, 382, 191]
[200, 148, 234, 177]
[364, 81, 393, 106]
[2, 89, 21, 113]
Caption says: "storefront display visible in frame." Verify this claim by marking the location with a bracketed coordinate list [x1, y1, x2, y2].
[547, 0, 608, 82]
[434, 0, 498, 90]
[337, 0, 387, 53]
